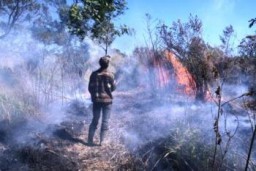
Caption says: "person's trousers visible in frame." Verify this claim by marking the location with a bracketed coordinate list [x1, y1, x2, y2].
[88, 102, 112, 143]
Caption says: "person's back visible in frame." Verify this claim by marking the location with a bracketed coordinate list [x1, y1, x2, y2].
[89, 68, 115, 103]
[87, 56, 116, 146]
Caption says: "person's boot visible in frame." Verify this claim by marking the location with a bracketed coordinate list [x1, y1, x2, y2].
[99, 130, 106, 146]
[88, 128, 95, 146]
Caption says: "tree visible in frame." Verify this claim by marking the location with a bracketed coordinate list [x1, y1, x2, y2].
[158, 15, 211, 101]
[219, 25, 235, 57]
[0, 0, 40, 39]
[159, 14, 203, 59]
[239, 18, 256, 58]
[67, 0, 130, 55]
[239, 36, 256, 57]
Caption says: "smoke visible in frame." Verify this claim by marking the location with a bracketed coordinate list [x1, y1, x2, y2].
[0, 30, 38, 69]
[117, 99, 215, 150]
[0, 23, 107, 146]
[105, 49, 256, 169]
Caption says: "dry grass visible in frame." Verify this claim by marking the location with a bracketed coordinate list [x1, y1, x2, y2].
[0, 90, 256, 171]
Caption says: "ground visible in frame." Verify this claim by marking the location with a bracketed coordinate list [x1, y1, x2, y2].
[0, 89, 255, 171]
[0, 89, 168, 171]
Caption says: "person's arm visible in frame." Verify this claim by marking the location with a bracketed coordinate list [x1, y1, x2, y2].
[111, 78, 116, 92]
[88, 73, 94, 94]
[108, 72, 116, 92]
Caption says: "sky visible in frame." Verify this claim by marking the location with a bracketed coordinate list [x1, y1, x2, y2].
[112, 0, 256, 55]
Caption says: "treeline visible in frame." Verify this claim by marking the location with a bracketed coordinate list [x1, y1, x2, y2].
[132, 14, 256, 101]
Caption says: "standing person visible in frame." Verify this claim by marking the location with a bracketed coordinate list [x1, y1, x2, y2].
[88, 55, 116, 146]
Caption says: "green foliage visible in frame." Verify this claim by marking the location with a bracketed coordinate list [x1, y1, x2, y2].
[68, 4, 86, 37]
[67, 0, 130, 54]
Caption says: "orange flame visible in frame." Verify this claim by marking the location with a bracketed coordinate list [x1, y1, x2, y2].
[165, 51, 196, 97]
[153, 57, 170, 88]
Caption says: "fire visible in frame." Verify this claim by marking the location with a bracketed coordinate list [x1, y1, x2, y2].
[144, 50, 200, 99]
[165, 51, 196, 97]
[153, 57, 170, 88]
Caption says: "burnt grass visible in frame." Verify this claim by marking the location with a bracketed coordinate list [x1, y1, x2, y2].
[0, 129, 82, 171]
[0, 90, 255, 171]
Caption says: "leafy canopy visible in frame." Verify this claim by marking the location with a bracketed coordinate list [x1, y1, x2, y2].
[67, 0, 130, 54]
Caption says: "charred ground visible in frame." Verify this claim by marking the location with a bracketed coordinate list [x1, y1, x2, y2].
[0, 88, 255, 171]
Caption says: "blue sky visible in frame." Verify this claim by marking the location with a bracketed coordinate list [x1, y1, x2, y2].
[112, 0, 255, 55]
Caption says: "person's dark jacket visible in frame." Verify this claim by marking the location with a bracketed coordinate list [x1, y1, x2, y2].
[88, 68, 116, 103]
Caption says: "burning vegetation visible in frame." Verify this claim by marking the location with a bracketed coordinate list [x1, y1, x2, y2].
[165, 51, 196, 97]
